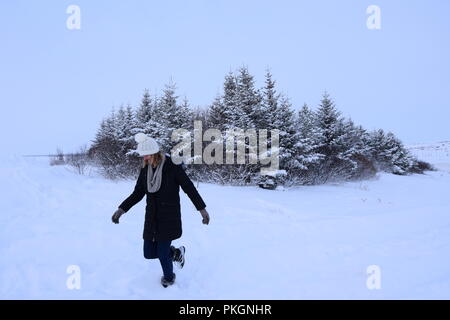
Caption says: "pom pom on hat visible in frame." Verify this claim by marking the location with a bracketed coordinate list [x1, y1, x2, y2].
[135, 132, 148, 143]
[134, 133, 160, 156]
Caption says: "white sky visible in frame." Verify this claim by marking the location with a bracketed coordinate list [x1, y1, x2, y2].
[1, 0, 449, 155]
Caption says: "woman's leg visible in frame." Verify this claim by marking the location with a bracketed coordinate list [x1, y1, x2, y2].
[157, 240, 174, 281]
[143, 240, 158, 259]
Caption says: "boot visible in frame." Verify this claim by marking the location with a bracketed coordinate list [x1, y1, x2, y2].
[171, 245, 185, 269]
[161, 273, 176, 288]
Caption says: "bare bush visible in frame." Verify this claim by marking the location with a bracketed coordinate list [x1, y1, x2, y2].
[66, 145, 89, 175]
[49, 147, 65, 166]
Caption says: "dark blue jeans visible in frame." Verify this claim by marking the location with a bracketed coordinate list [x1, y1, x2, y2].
[143, 240, 175, 281]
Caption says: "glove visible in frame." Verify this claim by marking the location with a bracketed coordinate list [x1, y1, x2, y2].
[199, 208, 210, 225]
[112, 208, 125, 224]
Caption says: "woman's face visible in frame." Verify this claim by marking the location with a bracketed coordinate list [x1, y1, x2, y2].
[143, 153, 157, 166]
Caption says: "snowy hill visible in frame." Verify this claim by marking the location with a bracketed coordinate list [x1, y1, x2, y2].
[406, 141, 450, 171]
[1, 143, 450, 299]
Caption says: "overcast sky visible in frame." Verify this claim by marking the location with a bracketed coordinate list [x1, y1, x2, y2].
[1, 0, 449, 155]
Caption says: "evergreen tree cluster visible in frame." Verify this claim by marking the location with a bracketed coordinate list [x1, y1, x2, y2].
[88, 81, 193, 179]
[88, 66, 431, 183]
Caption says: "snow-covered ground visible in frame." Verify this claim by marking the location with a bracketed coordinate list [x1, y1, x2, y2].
[1, 144, 450, 299]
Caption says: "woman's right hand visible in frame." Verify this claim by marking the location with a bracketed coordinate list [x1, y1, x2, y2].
[112, 208, 125, 224]
[199, 209, 210, 225]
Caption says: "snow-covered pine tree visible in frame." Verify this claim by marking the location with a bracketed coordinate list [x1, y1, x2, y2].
[134, 88, 166, 153]
[351, 123, 376, 178]
[368, 129, 416, 175]
[367, 129, 387, 169]
[151, 81, 193, 160]
[260, 69, 279, 130]
[292, 104, 324, 184]
[383, 132, 415, 175]
[332, 118, 375, 180]
[178, 96, 194, 130]
[112, 104, 140, 176]
[315, 92, 343, 154]
[270, 95, 299, 173]
[207, 94, 227, 132]
[199, 94, 226, 183]
[88, 108, 125, 179]
[116, 104, 137, 151]
[193, 104, 208, 126]
[89, 118, 112, 166]
[298, 104, 318, 139]
[151, 82, 177, 153]
[235, 66, 263, 129]
[206, 70, 256, 184]
[313, 92, 350, 183]
[255, 70, 281, 185]
[191, 104, 209, 167]
[171, 96, 195, 164]
[134, 89, 154, 135]
[223, 71, 251, 130]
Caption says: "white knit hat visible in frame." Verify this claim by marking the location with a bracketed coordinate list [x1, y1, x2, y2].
[134, 133, 159, 156]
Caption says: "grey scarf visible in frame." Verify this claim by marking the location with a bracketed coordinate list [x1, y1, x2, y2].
[147, 153, 166, 193]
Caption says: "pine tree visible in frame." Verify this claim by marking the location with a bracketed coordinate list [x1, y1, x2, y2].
[271, 95, 299, 171]
[314, 92, 357, 183]
[207, 94, 227, 131]
[175, 96, 194, 130]
[222, 71, 250, 130]
[90, 117, 114, 164]
[135, 89, 153, 134]
[333, 118, 375, 179]
[367, 129, 386, 165]
[89, 108, 125, 178]
[235, 66, 263, 129]
[315, 92, 343, 156]
[134, 89, 166, 152]
[260, 69, 280, 130]
[297, 104, 318, 139]
[368, 129, 415, 175]
[292, 104, 324, 183]
[205, 69, 257, 184]
[116, 104, 138, 157]
[152, 81, 194, 153]
[151, 82, 176, 152]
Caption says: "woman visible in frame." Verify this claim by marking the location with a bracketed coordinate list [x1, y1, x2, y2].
[111, 133, 210, 288]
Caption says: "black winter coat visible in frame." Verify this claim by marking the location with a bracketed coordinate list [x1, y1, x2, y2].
[118, 155, 206, 241]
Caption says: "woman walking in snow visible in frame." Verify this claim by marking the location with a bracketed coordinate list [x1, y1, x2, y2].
[111, 133, 210, 288]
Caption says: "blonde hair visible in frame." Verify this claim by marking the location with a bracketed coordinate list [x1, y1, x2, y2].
[142, 151, 163, 168]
